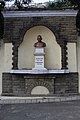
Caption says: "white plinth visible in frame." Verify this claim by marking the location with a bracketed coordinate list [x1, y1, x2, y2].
[33, 48, 46, 70]
[35, 48, 44, 53]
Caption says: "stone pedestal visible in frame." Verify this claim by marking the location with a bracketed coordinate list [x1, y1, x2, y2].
[2, 72, 78, 96]
[33, 48, 47, 70]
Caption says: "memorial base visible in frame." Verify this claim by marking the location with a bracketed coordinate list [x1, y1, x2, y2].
[2, 72, 78, 96]
[32, 67, 47, 71]
[33, 48, 46, 70]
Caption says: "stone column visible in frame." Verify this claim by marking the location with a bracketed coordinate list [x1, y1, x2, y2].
[61, 41, 68, 69]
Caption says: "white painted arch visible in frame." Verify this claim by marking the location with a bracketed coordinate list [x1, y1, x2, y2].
[31, 86, 49, 95]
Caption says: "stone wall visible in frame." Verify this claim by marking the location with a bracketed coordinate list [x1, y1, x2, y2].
[3, 14, 77, 44]
[2, 73, 78, 96]
[3, 11, 77, 70]
[1, 11, 78, 96]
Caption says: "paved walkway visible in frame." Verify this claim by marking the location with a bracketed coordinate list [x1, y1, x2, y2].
[0, 94, 80, 104]
[1, 100, 80, 120]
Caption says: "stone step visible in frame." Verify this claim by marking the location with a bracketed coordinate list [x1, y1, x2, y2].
[0, 95, 80, 104]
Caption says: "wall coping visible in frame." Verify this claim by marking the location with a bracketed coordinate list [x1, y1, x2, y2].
[3, 10, 78, 18]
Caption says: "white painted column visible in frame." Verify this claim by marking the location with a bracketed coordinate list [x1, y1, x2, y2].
[0, 43, 12, 95]
[77, 37, 80, 93]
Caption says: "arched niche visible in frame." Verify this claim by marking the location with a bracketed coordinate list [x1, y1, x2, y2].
[31, 86, 49, 95]
[18, 26, 61, 69]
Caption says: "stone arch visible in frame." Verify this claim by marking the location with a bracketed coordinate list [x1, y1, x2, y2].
[18, 25, 61, 69]
[12, 20, 68, 69]
[18, 22, 61, 46]
[26, 80, 54, 95]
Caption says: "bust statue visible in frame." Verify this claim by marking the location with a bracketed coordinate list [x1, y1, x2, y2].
[34, 35, 46, 48]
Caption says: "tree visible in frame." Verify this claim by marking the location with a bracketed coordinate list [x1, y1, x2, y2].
[22, 0, 31, 5]
[68, 0, 80, 9]
[67, 0, 80, 32]
[14, 0, 32, 9]
[4, 0, 32, 9]
[48, 0, 64, 9]
[0, 0, 5, 11]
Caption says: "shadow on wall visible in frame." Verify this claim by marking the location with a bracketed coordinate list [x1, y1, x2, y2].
[0, 11, 4, 39]
[76, 10, 80, 35]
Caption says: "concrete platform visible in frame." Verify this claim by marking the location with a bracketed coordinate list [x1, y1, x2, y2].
[0, 95, 80, 104]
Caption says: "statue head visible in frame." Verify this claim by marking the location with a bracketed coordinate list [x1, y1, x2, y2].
[37, 35, 42, 42]
[34, 35, 46, 48]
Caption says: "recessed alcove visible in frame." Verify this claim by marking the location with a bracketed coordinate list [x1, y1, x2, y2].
[18, 26, 61, 70]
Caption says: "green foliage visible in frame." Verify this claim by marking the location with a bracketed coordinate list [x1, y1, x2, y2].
[47, 0, 80, 9]
[48, 1, 69, 9]
[3, 0, 80, 10]
[48, 2, 55, 8]
[0, 0, 5, 11]
[48, 1, 64, 9]
[67, 0, 80, 9]
[14, 0, 32, 9]
[23, 0, 31, 4]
